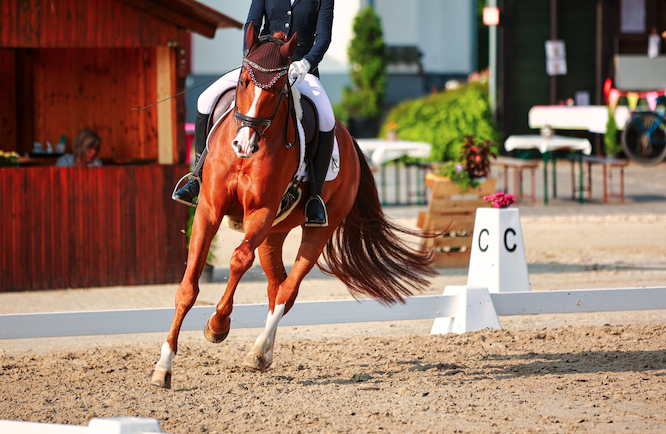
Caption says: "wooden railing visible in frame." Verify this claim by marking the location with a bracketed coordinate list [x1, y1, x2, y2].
[0, 165, 190, 291]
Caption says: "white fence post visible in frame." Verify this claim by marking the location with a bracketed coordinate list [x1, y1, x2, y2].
[430, 286, 501, 335]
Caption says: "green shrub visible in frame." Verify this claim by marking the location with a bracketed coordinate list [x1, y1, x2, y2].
[604, 107, 622, 156]
[341, 7, 387, 118]
[380, 82, 501, 161]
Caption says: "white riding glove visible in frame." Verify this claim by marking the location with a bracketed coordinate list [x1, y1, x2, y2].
[289, 59, 311, 84]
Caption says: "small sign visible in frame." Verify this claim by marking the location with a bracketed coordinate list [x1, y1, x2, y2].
[545, 40, 567, 76]
[482, 7, 500, 26]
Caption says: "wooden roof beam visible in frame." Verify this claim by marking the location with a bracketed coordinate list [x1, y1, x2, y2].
[118, 0, 242, 39]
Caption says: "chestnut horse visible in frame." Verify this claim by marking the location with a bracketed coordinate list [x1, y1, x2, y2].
[148, 25, 436, 388]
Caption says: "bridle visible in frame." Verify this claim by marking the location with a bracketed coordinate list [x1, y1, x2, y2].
[233, 35, 297, 149]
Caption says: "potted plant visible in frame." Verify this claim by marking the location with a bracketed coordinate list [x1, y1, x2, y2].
[426, 135, 497, 194]
[342, 6, 387, 138]
[418, 136, 499, 268]
[483, 192, 516, 208]
[0, 151, 20, 168]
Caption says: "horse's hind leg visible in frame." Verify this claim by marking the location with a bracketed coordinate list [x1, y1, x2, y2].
[242, 226, 337, 371]
[148, 199, 225, 389]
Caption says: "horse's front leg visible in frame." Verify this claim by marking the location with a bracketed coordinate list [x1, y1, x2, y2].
[203, 208, 276, 344]
[239, 231, 289, 371]
[242, 225, 338, 371]
[148, 198, 226, 389]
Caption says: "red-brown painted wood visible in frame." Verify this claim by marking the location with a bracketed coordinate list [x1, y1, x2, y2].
[1, 0, 182, 48]
[0, 165, 189, 291]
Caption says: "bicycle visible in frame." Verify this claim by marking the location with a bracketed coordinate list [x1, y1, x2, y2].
[621, 95, 666, 165]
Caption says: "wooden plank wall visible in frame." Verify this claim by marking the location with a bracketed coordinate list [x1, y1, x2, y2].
[19, 47, 160, 163]
[0, 0, 181, 48]
[0, 165, 190, 291]
[0, 49, 17, 152]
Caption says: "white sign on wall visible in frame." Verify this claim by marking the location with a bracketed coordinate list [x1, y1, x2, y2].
[545, 40, 567, 76]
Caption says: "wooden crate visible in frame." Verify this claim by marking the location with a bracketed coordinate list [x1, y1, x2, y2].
[418, 173, 496, 268]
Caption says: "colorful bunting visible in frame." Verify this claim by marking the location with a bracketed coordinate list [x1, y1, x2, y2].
[603, 78, 666, 110]
[627, 92, 640, 110]
[646, 92, 660, 111]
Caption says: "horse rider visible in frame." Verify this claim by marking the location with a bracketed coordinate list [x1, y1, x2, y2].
[173, 0, 335, 228]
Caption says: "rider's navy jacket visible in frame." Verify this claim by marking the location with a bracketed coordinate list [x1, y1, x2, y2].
[244, 0, 334, 76]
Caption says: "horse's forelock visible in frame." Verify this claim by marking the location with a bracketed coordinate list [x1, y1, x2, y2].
[272, 32, 287, 42]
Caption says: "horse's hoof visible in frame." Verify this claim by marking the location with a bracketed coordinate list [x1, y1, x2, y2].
[204, 318, 230, 343]
[147, 368, 171, 389]
[241, 353, 270, 372]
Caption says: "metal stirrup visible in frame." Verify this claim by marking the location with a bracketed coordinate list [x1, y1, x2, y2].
[171, 147, 208, 199]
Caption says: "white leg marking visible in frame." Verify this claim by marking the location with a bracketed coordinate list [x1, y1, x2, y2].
[233, 87, 262, 157]
[249, 303, 285, 365]
[154, 341, 175, 373]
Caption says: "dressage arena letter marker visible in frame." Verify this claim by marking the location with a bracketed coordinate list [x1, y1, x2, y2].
[466, 208, 530, 293]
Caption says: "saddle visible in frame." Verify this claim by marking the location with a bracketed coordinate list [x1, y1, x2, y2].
[209, 87, 320, 166]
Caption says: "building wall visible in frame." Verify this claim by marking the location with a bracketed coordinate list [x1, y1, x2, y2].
[187, 1, 476, 119]
[504, 0, 598, 136]
[0, 0, 182, 48]
[0, 165, 189, 291]
[9, 47, 162, 162]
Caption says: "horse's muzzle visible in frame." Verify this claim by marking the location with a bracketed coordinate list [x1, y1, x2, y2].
[232, 131, 259, 158]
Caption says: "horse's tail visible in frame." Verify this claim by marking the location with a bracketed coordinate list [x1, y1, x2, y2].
[319, 138, 438, 305]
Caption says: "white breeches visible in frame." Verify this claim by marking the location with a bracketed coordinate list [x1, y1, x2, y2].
[197, 68, 336, 133]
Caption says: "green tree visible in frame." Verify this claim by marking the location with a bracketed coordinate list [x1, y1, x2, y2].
[342, 7, 387, 118]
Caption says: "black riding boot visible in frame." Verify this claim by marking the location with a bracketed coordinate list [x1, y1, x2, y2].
[305, 128, 335, 227]
[173, 111, 209, 207]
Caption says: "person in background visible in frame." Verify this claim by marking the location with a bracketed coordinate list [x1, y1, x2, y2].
[56, 128, 102, 167]
[648, 26, 661, 58]
[172, 0, 335, 227]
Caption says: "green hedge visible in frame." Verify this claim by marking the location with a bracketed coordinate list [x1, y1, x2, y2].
[380, 82, 501, 162]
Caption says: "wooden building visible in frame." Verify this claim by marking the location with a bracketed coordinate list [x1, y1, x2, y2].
[0, 0, 242, 291]
[495, 0, 666, 146]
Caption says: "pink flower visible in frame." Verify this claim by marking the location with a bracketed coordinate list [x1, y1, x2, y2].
[483, 192, 516, 208]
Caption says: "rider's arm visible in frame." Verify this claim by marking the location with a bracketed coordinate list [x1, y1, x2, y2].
[243, 0, 266, 53]
[302, 0, 333, 71]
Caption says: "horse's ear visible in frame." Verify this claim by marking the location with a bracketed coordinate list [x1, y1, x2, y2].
[246, 21, 260, 52]
[280, 32, 298, 60]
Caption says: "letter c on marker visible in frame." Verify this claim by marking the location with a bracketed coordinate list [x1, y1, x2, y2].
[478, 228, 489, 252]
[504, 228, 517, 252]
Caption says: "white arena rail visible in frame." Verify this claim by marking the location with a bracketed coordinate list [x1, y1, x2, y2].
[1, 287, 666, 340]
[0, 416, 165, 434]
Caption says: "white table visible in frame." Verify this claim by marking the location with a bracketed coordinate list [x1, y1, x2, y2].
[505, 135, 592, 155]
[355, 139, 432, 205]
[504, 134, 593, 205]
[355, 139, 432, 166]
[528, 105, 631, 132]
